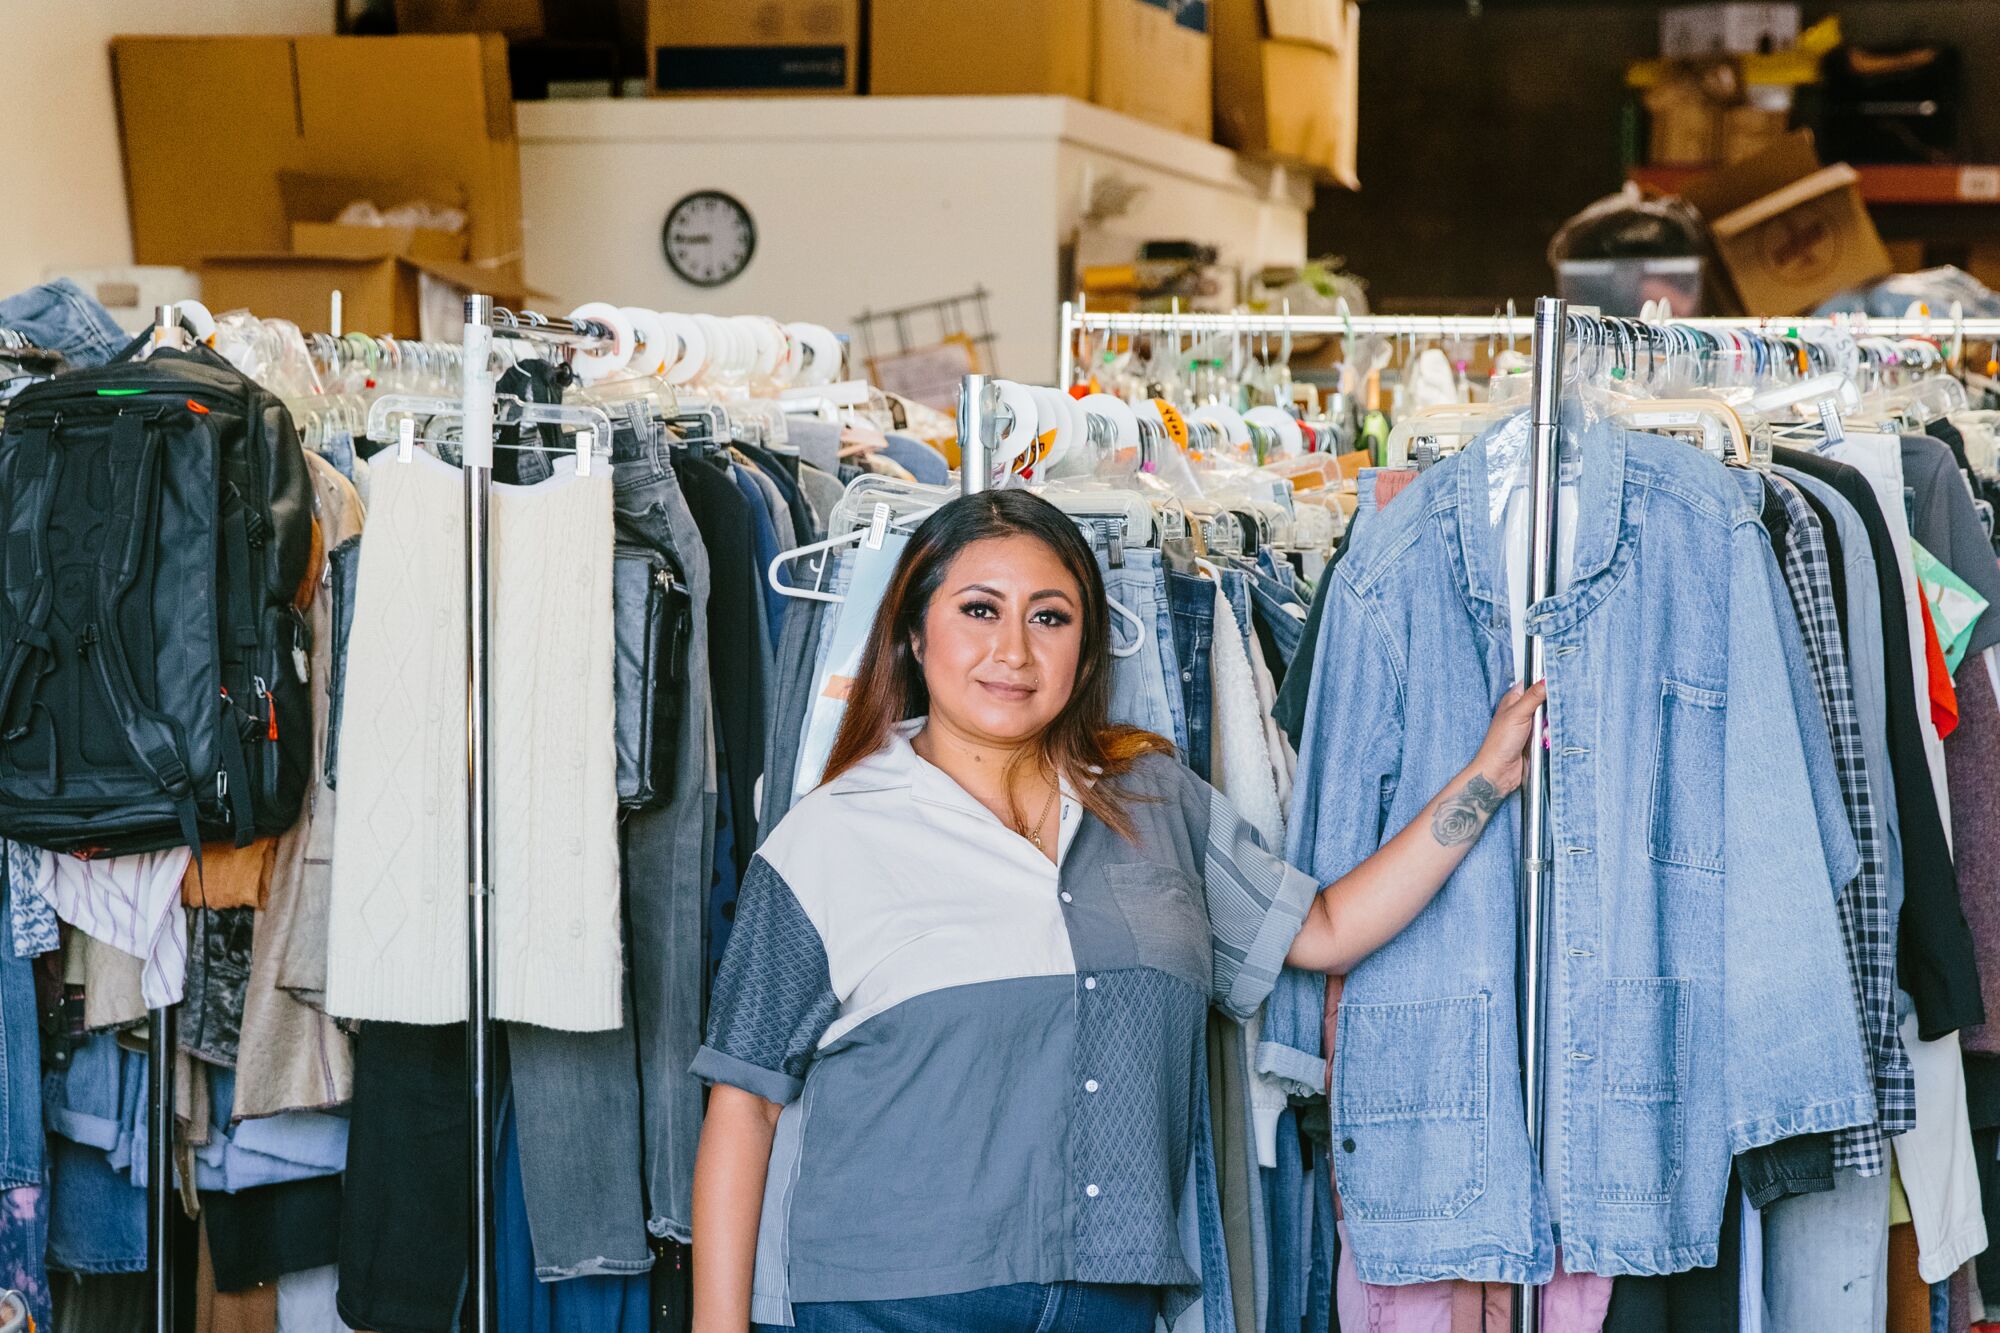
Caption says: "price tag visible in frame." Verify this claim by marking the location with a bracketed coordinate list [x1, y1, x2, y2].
[1959, 167, 2000, 202]
[1815, 397, 1846, 453]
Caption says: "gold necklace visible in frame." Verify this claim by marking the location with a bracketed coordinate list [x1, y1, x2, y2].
[1016, 772, 1059, 849]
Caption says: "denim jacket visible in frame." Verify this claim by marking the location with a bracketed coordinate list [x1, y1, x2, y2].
[1284, 416, 1874, 1284]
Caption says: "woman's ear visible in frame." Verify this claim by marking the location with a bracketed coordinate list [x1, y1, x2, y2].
[908, 629, 924, 666]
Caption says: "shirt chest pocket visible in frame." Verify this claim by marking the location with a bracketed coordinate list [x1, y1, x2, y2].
[1103, 862, 1213, 994]
[1648, 679, 1726, 874]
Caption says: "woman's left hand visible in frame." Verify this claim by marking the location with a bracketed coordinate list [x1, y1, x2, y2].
[1469, 680, 1547, 796]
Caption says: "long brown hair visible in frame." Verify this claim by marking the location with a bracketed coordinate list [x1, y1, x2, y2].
[821, 490, 1173, 838]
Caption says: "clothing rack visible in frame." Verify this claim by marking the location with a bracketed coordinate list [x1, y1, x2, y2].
[1057, 301, 2000, 388]
[124, 299, 616, 1333]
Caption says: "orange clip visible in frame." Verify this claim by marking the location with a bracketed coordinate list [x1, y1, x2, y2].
[187, 400, 210, 415]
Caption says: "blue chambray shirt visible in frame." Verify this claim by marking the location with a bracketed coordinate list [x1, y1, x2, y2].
[1280, 416, 1871, 1285]
[691, 723, 1320, 1324]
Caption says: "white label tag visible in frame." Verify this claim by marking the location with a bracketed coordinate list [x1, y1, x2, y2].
[397, 417, 416, 463]
[575, 428, 595, 478]
[1815, 397, 1846, 453]
[1960, 167, 2000, 202]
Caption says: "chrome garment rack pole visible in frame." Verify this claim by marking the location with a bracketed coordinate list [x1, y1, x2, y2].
[1515, 296, 1568, 1333]
[460, 292, 499, 1333]
[456, 297, 613, 1333]
[958, 373, 994, 496]
[145, 303, 183, 1333]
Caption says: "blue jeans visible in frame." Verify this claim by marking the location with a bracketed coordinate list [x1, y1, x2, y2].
[767, 1282, 1157, 1333]
[1243, 570, 1307, 672]
[1165, 571, 1216, 781]
[1192, 1073, 1235, 1333]
[45, 1138, 144, 1274]
[1103, 549, 1186, 753]
[0, 877, 42, 1191]
[1761, 1167, 1889, 1329]
[0, 279, 130, 369]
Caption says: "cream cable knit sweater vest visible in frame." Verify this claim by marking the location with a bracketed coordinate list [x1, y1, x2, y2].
[326, 453, 621, 1030]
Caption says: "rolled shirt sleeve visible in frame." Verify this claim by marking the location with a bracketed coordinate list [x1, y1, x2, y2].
[689, 855, 839, 1106]
[1202, 784, 1324, 1020]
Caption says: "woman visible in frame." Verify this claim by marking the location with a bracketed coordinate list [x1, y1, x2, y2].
[691, 490, 1543, 1333]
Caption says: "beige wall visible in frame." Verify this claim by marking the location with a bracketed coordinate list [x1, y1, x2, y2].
[0, 0, 334, 299]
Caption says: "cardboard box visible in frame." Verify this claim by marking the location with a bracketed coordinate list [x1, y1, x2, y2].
[289, 222, 468, 263]
[1212, 0, 1358, 184]
[651, 0, 860, 95]
[199, 253, 535, 340]
[1886, 240, 1927, 274]
[1677, 131, 1892, 314]
[1720, 104, 1789, 163]
[871, 0, 1212, 139]
[395, 0, 546, 39]
[112, 36, 523, 286]
[1644, 79, 1722, 166]
[278, 171, 471, 263]
[1260, 0, 1347, 50]
[1661, 4, 1799, 58]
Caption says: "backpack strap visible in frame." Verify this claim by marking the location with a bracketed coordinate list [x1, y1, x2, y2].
[88, 413, 204, 853]
[0, 420, 62, 741]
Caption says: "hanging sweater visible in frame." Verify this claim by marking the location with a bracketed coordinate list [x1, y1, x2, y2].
[326, 452, 622, 1031]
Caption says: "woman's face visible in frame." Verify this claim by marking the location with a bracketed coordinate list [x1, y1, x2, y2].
[915, 533, 1085, 747]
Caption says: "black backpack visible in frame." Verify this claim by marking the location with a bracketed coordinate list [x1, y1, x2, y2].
[0, 337, 315, 855]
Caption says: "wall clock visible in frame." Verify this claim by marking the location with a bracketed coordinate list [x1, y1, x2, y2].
[661, 190, 756, 288]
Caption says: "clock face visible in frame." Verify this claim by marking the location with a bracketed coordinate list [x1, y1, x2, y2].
[662, 191, 756, 288]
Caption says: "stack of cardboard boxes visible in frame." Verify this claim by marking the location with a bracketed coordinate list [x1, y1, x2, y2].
[1212, 0, 1360, 187]
[112, 33, 535, 337]
[406, 0, 1357, 183]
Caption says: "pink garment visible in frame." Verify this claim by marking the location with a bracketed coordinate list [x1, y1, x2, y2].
[1335, 1225, 1613, 1332]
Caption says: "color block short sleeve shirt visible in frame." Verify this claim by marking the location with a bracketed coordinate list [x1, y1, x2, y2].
[690, 720, 1321, 1323]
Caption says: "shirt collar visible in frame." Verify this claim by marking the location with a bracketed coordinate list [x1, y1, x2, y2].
[820, 715, 1087, 820]
[1454, 405, 1628, 617]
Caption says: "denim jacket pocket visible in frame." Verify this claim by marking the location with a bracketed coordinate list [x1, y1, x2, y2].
[1598, 977, 1691, 1204]
[1333, 992, 1488, 1221]
[1648, 680, 1726, 873]
[1105, 861, 1213, 994]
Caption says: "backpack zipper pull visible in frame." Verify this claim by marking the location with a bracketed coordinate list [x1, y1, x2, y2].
[255, 676, 277, 741]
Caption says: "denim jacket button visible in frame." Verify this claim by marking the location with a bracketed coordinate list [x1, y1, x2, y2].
[1341, 1138, 1356, 1153]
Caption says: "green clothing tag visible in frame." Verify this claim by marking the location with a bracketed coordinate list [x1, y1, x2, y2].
[1912, 539, 1990, 675]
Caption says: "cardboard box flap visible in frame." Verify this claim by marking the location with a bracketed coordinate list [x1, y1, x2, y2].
[1712, 163, 1863, 236]
[1676, 129, 1824, 220]
[1260, 0, 1344, 50]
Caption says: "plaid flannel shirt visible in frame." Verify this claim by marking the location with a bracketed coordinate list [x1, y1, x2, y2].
[1769, 475, 1914, 1174]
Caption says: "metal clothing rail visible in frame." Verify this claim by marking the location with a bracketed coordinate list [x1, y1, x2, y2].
[1057, 299, 2000, 386]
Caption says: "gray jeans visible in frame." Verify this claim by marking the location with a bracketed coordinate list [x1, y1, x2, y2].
[508, 429, 715, 1276]
[1761, 1167, 1891, 1330]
